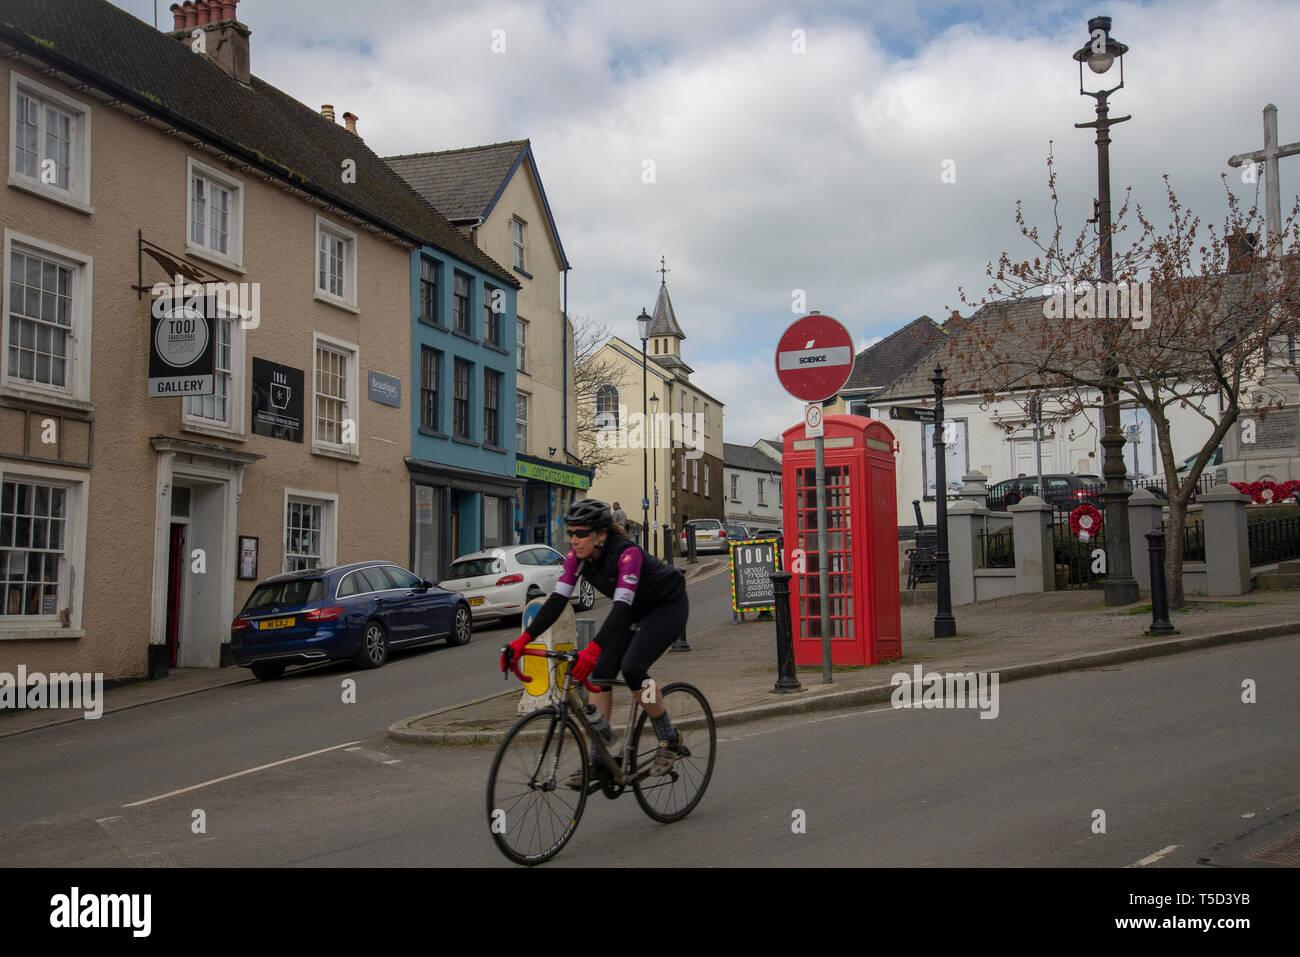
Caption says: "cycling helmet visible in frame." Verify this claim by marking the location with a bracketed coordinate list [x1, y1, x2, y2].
[563, 498, 613, 530]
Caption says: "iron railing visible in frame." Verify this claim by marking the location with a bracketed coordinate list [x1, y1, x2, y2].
[1248, 514, 1300, 566]
[978, 527, 1015, 568]
[1162, 519, 1206, 563]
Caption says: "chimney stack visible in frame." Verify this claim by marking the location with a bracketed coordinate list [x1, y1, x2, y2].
[169, 0, 250, 85]
[1228, 230, 1258, 274]
[343, 112, 359, 136]
[321, 104, 336, 121]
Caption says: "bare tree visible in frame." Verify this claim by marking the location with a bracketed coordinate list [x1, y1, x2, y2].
[570, 312, 632, 480]
[955, 157, 1300, 607]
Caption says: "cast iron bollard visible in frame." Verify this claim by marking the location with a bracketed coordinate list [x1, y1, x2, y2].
[669, 567, 692, 652]
[1145, 529, 1176, 634]
[663, 526, 674, 563]
[686, 529, 697, 563]
[770, 570, 802, 692]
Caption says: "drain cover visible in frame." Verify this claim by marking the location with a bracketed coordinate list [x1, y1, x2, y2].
[1247, 829, 1300, 866]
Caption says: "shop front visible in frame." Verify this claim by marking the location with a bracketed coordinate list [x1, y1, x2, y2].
[408, 457, 524, 581]
[514, 454, 594, 548]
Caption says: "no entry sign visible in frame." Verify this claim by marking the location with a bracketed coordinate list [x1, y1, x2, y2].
[775, 314, 854, 402]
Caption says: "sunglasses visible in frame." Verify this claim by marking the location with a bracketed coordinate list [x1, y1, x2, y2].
[567, 527, 594, 538]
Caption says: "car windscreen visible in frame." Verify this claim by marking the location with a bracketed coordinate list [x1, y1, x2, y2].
[244, 578, 325, 611]
[445, 558, 499, 579]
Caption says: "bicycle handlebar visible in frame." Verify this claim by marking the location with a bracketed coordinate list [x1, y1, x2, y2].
[503, 645, 603, 694]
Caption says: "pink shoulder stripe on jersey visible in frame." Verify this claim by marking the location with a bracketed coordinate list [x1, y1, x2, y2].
[613, 546, 643, 605]
[553, 548, 579, 598]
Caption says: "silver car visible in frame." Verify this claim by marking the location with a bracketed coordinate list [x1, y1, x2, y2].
[439, 544, 596, 623]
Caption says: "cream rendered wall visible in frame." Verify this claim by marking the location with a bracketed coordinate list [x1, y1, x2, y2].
[0, 61, 413, 678]
[475, 163, 574, 457]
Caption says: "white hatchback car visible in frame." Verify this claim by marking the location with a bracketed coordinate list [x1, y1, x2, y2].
[439, 544, 597, 623]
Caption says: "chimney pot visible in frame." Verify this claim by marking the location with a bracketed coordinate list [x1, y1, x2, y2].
[343, 112, 359, 136]
[321, 104, 336, 121]
[222, 1, 238, 21]
[199, 0, 212, 26]
[182, 1, 197, 29]
[170, 3, 185, 31]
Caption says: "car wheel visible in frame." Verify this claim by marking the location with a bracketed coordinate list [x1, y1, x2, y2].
[576, 577, 596, 611]
[250, 662, 285, 681]
[355, 620, 389, 669]
[446, 604, 473, 646]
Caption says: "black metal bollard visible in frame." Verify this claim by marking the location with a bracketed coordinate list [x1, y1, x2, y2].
[770, 571, 802, 692]
[1145, 529, 1176, 634]
[663, 526, 674, 564]
[669, 567, 692, 652]
[687, 529, 697, 563]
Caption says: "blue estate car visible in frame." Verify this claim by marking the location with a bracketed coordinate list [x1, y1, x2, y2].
[231, 561, 472, 680]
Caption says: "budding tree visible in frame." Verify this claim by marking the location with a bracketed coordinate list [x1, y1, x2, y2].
[953, 155, 1300, 607]
[571, 313, 632, 479]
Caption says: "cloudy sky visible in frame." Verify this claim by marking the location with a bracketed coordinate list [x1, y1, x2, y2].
[115, 0, 1300, 443]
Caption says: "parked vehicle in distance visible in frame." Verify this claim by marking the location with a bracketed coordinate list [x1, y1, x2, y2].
[231, 561, 471, 680]
[987, 474, 1103, 510]
[722, 523, 752, 542]
[439, 544, 596, 623]
[680, 518, 730, 554]
[749, 527, 784, 550]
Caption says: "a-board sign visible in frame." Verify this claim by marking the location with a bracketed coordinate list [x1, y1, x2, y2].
[729, 538, 782, 613]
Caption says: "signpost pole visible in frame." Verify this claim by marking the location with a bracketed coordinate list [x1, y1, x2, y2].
[932, 365, 956, 638]
[814, 432, 832, 682]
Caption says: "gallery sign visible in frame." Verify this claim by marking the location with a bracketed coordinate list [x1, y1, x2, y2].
[149, 293, 215, 396]
[251, 357, 304, 442]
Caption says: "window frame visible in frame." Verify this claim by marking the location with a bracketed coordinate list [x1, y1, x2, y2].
[282, 488, 338, 573]
[483, 284, 502, 346]
[704, 462, 709, 498]
[516, 390, 529, 454]
[730, 473, 739, 501]
[418, 256, 439, 325]
[0, 466, 89, 638]
[453, 357, 472, 440]
[1, 230, 94, 409]
[8, 71, 93, 213]
[692, 458, 698, 493]
[420, 345, 441, 433]
[511, 217, 527, 271]
[484, 368, 501, 447]
[186, 157, 244, 271]
[313, 216, 358, 312]
[453, 272, 471, 335]
[181, 309, 246, 440]
[758, 478, 766, 505]
[311, 332, 360, 457]
[516, 317, 528, 373]
[595, 383, 620, 430]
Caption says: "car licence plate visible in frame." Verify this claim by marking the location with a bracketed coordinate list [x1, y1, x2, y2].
[259, 617, 295, 630]
[468, 597, 485, 607]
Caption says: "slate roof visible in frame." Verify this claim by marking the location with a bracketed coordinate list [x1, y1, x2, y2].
[0, 0, 516, 286]
[648, 283, 685, 338]
[842, 316, 947, 394]
[724, 443, 782, 472]
[384, 141, 528, 224]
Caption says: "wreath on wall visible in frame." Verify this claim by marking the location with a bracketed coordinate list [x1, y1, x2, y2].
[1230, 480, 1297, 504]
[1069, 503, 1103, 541]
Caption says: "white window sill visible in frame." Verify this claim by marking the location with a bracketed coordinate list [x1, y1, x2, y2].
[313, 290, 359, 315]
[0, 626, 86, 640]
[1, 383, 92, 412]
[7, 177, 93, 214]
[182, 420, 247, 443]
[185, 243, 245, 275]
[312, 445, 360, 463]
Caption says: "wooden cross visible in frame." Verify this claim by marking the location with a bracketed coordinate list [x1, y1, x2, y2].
[1228, 103, 1300, 257]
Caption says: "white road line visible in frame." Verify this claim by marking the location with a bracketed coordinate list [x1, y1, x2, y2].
[718, 705, 896, 741]
[1129, 844, 1180, 867]
[122, 739, 363, 807]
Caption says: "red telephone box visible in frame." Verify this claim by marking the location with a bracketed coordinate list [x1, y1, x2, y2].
[781, 415, 900, 666]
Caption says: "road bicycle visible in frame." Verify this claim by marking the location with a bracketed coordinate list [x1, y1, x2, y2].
[489, 645, 716, 865]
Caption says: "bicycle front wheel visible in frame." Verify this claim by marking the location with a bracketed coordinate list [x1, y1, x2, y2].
[486, 708, 588, 865]
[630, 682, 716, 823]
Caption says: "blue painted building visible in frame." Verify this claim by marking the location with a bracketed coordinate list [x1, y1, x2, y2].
[406, 244, 521, 581]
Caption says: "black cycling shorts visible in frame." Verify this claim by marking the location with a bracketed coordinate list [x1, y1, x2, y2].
[590, 592, 689, 693]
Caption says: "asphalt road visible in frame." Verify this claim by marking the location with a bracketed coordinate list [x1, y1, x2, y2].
[1, 588, 1294, 868]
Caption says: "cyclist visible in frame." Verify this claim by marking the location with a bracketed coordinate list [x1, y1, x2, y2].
[500, 498, 689, 784]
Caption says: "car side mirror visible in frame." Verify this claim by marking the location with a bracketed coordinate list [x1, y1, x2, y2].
[420, 580, 434, 591]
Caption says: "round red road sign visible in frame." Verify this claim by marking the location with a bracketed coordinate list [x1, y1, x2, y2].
[774, 314, 855, 402]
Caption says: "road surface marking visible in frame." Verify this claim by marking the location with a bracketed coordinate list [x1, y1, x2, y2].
[1129, 844, 1180, 867]
[122, 739, 363, 807]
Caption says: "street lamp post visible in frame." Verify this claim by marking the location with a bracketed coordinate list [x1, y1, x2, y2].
[650, 392, 660, 557]
[1073, 15, 1139, 606]
[637, 309, 652, 552]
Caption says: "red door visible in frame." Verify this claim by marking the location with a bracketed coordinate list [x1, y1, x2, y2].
[165, 523, 186, 667]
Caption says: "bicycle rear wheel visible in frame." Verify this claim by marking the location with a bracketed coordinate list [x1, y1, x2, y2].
[486, 708, 588, 865]
[630, 682, 716, 823]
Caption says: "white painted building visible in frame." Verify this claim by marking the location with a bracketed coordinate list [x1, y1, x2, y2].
[723, 443, 783, 532]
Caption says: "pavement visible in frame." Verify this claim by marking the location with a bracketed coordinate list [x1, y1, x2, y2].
[4, 557, 1297, 744]
[389, 585, 1300, 746]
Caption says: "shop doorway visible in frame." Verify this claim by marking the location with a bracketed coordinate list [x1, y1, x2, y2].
[164, 521, 188, 667]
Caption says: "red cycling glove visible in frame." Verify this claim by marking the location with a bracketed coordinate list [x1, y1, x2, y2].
[570, 642, 602, 683]
[501, 632, 532, 673]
